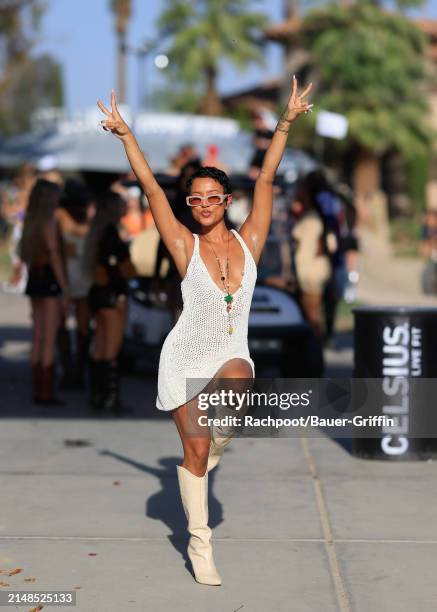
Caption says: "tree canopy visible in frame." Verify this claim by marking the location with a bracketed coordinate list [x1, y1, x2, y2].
[300, 3, 432, 156]
[0, 1, 63, 136]
[158, 0, 268, 115]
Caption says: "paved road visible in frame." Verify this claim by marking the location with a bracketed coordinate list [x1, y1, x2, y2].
[1, 292, 436, 611]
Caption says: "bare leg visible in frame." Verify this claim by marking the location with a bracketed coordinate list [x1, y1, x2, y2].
[30, 298, 43, 365]
[74, 298, 90, 336]
[92, 310, 106, 360]
[72, 298, 91, 387]
[41, 297, 62, 367]
[172, 397, 211, 477]
[30, 298, 43, 401]
[37, 297, 62, 403]
[301, 291, 324, 338]
[171, 358, 254, 476]
[95, 302, 126, 360]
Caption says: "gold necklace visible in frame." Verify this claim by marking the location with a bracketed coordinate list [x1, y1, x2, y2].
[203, 230, 236, 335]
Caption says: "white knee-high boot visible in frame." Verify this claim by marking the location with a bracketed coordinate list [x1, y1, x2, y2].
[176, 465, 222, 585]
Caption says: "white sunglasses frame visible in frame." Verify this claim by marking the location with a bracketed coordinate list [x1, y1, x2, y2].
[185, 193, 231, 207]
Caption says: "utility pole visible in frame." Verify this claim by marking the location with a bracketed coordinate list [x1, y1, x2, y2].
[110, 0, 132, 104]
[284, 0, 299, 19]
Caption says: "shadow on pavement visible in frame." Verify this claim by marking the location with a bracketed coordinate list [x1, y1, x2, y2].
[97, 449, 224, 578]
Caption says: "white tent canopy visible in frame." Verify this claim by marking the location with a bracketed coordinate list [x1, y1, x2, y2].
[0, 107, 317, 177]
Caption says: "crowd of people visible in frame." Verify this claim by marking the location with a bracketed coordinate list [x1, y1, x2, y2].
[0, 160, 141, 411]
[0, 140, 361, 412]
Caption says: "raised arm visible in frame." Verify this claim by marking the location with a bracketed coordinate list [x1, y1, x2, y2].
[239, 77, 313, 264]
[97, 91, 192, 276]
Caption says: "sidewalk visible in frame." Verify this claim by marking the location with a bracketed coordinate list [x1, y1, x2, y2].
[1, 293, 437, 611]
[357, 229, 437, 307]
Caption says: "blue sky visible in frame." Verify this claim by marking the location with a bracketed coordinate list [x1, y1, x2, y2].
[35, 0, 437, 112]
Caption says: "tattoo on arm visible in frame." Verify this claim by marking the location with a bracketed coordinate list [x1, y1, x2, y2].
[275, 108, 293, 134]
[276, 122, 290, 134]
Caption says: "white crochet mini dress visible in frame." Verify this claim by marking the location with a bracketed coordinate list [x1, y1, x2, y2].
[156, 228, 257, 411]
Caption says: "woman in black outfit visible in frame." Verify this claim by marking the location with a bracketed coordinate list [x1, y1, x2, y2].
[85, 191, 136, 412]
[19, 179, 69, 404]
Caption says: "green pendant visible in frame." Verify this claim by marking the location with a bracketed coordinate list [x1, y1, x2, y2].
[224, 293, 233, 304]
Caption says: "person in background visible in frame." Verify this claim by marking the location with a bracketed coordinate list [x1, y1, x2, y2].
[56, 180, 96, 388]
[202, 144, 229, 174]
[120, 185, 154, 241]
[334, 182, 360, 305]
[1, 163, 36, 293]
[303, 170, 346, 344]
[85, 191, 137, 413]
[165, 143, 199, 176]
[291, 178, 331, 338]
[35, 155, 64, 188]
[225, 188, 251, 228]
[19, 179, 69, 405]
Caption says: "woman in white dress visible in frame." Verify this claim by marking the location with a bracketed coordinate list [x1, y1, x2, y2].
[97, 77, 313, 586]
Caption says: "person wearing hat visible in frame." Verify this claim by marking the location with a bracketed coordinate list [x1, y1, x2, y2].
[36, 155, 63, 187]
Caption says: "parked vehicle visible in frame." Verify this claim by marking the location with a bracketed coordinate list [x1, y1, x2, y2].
[123, 279, 324, 378]
[249, 248, 324, 377]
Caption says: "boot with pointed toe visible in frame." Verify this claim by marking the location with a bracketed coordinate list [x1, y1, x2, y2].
[176, 465, 222, 585]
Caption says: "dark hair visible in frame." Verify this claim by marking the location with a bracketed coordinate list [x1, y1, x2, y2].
[19, 179, 61, 264]
[178, 159, 202, 192]
[186, 166, 232, 195]
[61, 179, 95, 224]
[83, 190, 124, 275]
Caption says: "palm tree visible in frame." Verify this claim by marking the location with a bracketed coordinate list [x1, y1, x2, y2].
[110, 0, 132, 103]
[158, 0, 268, 116]
[280, 0, 309, 105]
[0, 0, 63, 136]
[283, 0, 299, 17]
[302, 2, 431, 212]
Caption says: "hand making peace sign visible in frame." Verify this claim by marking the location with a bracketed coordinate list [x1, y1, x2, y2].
[284, 76, 314, 123]
[97, 90, 131, 140]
